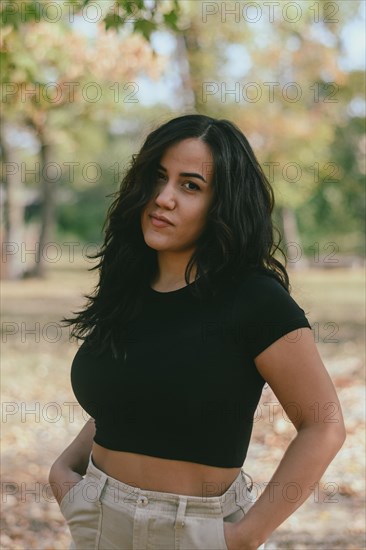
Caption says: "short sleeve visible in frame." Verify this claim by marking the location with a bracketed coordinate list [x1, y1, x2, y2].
[232, 272, 312, 360]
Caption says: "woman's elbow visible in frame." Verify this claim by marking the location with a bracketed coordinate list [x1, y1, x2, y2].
[300, 416, 347, 454]
[334, 419, 347, 449]
[322, 419, 347, 454]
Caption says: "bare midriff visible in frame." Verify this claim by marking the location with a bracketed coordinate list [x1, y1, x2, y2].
[92, 442, 241, 497]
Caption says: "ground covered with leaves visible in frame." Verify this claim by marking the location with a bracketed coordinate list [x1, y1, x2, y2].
[1, 261, 365, 549]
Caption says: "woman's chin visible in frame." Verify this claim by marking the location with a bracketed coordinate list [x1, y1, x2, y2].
[144, 239, 174, 251]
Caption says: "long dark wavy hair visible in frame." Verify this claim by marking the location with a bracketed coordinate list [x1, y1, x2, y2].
[61, 114, 289, 358]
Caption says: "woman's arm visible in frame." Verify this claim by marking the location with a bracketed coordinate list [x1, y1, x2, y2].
[48, 417, 96, 504]
[225, 327, 346, 550]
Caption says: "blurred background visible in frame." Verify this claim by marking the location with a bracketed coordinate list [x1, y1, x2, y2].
[1, 0, 365, 548]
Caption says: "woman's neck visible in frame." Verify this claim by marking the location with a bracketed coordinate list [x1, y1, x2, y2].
[152, 257, 198, 291]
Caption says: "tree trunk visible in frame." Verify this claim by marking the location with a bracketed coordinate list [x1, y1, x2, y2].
[281, 206, 305, 270]
[174, 34, 196, 110]
[30, 134, 56, 278]
[0, 121, 26, 280]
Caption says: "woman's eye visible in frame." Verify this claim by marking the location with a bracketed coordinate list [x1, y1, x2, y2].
[184, 182, 200, 191]
[155, 174, 199, 191]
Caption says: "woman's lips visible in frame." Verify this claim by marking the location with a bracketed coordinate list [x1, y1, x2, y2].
[150, 216, 172, 228]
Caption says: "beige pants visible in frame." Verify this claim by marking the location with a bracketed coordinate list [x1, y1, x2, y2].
[59, 452, 265, 550]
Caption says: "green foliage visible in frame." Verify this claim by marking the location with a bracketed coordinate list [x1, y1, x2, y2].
[163, 9, 179, 30]
[0, 0, 83, 28]
[57, 184, 111, 243]
[297, 114, 365, 253]
[104, 13, 124, 31]
[1, 0, 39, 28]
[81, 0, 182, 42]
[134, 18, 157, 41]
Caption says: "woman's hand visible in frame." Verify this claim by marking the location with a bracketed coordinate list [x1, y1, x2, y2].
[223, 522, 258, 550]
[49, 462, 83, 506]
[48, 418, 96, 506]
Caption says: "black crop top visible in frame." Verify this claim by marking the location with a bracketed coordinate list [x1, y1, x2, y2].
[71, 268, 311, 468]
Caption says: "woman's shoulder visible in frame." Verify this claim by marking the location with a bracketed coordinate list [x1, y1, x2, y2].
[229, 266, 287, 294]
[228, 265, 309, 316]
[227, 266, 311, 358]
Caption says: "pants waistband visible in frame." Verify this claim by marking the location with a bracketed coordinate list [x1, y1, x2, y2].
[85, 452, 254, 517]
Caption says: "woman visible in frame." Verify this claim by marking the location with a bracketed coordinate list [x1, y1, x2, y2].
[50, 114, 346, 550]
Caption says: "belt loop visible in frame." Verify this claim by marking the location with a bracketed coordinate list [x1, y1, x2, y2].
[88, 450, 93, 470]
[96, 472, 108, 502]
[241, 469, 253, 492]
[174, 496, 188, 529]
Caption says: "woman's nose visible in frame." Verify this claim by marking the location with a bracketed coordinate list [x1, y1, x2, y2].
[154, 182, 175, 208]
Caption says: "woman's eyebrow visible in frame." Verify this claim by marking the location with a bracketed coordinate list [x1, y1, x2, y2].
[158, 164, 207, 184]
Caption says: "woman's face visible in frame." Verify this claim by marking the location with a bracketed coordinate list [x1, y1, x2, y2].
[140, 138, 215, 256]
